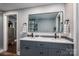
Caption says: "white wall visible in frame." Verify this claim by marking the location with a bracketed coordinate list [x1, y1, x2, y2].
[18, 3, 65, 38]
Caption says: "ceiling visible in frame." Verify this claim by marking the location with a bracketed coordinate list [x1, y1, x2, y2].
[0, 3, 52, 11]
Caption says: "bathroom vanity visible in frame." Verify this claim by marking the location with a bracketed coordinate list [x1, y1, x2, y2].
[20, 11, 74, 56]
[20, 37, 74, 56]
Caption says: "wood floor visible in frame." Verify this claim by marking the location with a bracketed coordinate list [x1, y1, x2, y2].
[7, 41, 16, 53]
[0, 51, 16, 56]
[0, 41, 17, 56]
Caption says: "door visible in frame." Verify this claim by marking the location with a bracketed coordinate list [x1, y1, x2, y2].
[7, 15, 17, 54]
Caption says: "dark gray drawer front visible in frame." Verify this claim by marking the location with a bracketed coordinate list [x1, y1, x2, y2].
[20, 40, 36, 47]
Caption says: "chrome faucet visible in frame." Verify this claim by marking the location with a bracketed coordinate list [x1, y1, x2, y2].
[54, 33, 57, 39]
[31, 33, 33, 37]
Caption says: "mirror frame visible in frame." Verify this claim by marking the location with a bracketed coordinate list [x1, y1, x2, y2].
[28, 11, 64, 33]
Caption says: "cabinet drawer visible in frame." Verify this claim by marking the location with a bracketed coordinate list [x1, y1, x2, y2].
[45, 43, 73, 49]
[34, 42, 49, 48]
[20, 40, 50, 48]
[20, 40, 36, 47]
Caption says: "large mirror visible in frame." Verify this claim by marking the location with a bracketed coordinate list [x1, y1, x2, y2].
[28, 11, 63, 33]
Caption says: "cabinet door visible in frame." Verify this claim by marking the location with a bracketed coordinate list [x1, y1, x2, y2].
[20, 41, 39, 56]
[48, 43, 74, 56]
[37, 47, 49, 56]
[35, 42, 49, 56]
[20, 46, 39, 56]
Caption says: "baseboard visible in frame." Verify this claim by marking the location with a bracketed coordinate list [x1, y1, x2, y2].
[17, 51, 20, 56]
[0, 49, 6, 53]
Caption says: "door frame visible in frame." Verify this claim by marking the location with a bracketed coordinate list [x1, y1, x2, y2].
[3, 11, 19, 55]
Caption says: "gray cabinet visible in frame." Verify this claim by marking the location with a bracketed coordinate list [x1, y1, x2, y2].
[20, 40, 74, 56]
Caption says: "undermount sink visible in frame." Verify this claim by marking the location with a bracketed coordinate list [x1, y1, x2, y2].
[20, 37, 74, 44]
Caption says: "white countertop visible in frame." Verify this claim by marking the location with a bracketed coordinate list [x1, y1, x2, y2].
[20, 37, 74, 44]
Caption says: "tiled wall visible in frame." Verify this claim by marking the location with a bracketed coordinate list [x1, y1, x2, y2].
[64, 3, 74, 38]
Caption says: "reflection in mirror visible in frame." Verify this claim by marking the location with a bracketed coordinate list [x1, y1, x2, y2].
[28, 11, 63, 33]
